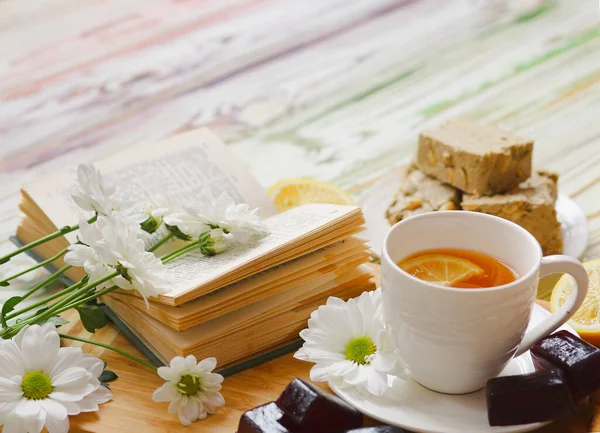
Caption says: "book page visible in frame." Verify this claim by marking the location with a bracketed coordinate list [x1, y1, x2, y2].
[162, 204, 359, 300]
[22, 129, 277, 243]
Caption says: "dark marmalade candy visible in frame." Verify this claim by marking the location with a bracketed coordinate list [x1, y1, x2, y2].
[237, 378, 408, 432]
[486, 369, 575, 426]
[237, 402, 290, 433]
[531, 330, 600, 400]
[276, 378, 363, 433]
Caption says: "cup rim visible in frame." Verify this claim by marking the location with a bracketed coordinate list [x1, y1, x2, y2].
[382, 210, 544, 293]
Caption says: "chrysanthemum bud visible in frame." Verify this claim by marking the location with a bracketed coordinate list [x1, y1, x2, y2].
[140, 213, 162, 234]
[166, 224, 192, 241]
[199, 229, 227, 256]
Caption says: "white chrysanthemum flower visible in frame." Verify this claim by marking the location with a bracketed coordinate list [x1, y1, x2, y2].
[0, 324, 111, 433]
[71, 164, 127, 216]
[163, 189, 268, 243]
[152, 356, 225, 426]
[294, 289, 406, 397]
[65, 214, 170, 303]
[64, 217, 113, 285]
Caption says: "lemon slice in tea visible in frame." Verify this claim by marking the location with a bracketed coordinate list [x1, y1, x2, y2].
[399, 254, 485, 287]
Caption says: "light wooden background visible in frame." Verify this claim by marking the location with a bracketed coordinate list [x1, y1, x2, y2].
[1, 0, 600, 431]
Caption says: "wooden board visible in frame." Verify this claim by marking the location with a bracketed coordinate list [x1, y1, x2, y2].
[1, 0, 600, 431]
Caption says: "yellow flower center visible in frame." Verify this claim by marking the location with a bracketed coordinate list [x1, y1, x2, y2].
[21, 372, 53, 400]
[177, 374, 203, 396]
[344, 336, 377, 365]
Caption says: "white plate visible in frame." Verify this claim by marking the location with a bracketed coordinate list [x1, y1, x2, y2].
[330, 304, 577, 433]
[358, 169, 588, 259]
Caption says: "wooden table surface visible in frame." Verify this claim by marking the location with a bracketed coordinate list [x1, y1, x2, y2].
[1, 0, 600, 431]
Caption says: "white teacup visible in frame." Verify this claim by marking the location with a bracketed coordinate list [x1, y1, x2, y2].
[381, 211, 589, 395]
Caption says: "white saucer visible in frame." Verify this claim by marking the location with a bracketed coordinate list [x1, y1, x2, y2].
[329, 304, 577, 433]
[358, 168, 588, 259]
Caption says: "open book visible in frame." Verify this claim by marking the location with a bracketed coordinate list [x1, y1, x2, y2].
[15, 129, 374, 370]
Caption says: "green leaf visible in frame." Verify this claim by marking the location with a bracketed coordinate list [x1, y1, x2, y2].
[75, 305, 107, 333]
[0, 257, 9, 265]
[46, 316, 69, 328]
[0, 281, 10, 287]
[35, 307, 50, 316]
[1, 296, 22, 325]
[99, 370, 118, 383]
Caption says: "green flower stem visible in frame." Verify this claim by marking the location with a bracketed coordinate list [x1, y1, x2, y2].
[0, 248, 69, 286]
[58, 333, 157, 370]
[14, 271, 119, 331]
[161, 240, 200, 264]
[58, 285, 118, 313]
[0, 215, 97, 265]
[4, 275, 86, 321]
[42, 271, 118, 318]
[19, 265, 71, 302]
[148, 232, 174, 252]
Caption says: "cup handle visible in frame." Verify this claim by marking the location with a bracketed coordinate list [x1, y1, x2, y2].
[514, 255, 589, 357]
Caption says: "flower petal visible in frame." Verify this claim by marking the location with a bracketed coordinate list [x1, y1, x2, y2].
[49, 398, 81, 416]
[197, 357, 216, 373]
[152, 383, 178, 403]
[178, 400, 199, 426]
[2, 420, 25, 433]
[80, 355, 104, 379]
[371, 352, 398, 373]
[157, 366, 178, 382]
[0, 377, 23, 402]
[343, 365, 368, 386]
[52, 368, 95, 399]
[85, 385, 112, 405]
[0, 341, 25, 378]
[169, 357, 186, 373]
[324, 360, 357, 377]
[17, 325, 60, 373]
[309, 365, 330, 382]
[365, 368, 388, 397]
[23, 410, 45, 433]
[44, 413, 70, 433]
[41, 399, 68, 420]
[49, 347, 83, 378]
[168, 399, 182, 414]
[15, 398, 42, 419]
[76, 397, 99, 413]
[184, 355, 198, 371]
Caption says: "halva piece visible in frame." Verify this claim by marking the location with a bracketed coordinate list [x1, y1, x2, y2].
[461, 171, 562, 255]
[386, 166, 460, 225]
[417, 120, 533, 195]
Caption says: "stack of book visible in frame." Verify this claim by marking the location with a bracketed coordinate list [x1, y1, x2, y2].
[14, 129, 375, 370]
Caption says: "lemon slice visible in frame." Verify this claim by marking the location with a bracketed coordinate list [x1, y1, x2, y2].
[551, 259, 600, 346]
[268, 178, 354, 212]
[399, 254, 485, 287]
